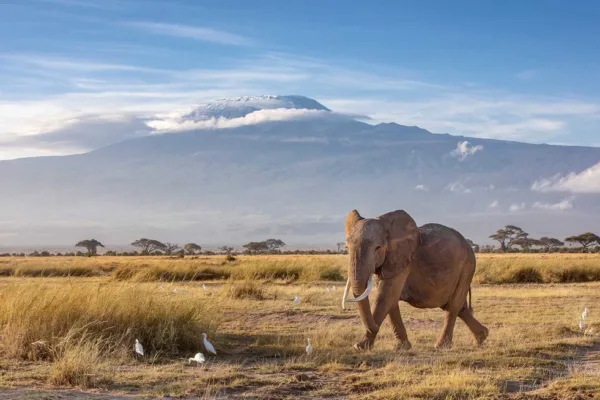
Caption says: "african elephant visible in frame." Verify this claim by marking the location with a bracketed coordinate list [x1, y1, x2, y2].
[341, 209, 489, 350]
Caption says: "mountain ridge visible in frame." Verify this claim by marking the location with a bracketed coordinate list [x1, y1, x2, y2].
[0, 95, 599, 247]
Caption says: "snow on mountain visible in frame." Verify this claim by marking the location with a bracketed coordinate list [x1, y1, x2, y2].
[182, 95, 331, 121]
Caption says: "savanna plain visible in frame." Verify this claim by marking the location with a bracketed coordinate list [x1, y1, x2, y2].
[0, 254, 599, 399]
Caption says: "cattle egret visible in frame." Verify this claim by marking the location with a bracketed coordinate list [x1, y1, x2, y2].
[579, 319, 585, 330]
[202, 333, 217, 355]
[293, 295, 301, 304]
[202, 284, 208, 290]
[188, 352, 205, 364]
[306, 338, 313, 355]
[135, 339, 144, 356]
[583, 308, 589, 319]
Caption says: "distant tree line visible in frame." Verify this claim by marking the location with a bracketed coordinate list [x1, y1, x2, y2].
[5, 226, 596, 258]
[465, 225, 600, 253]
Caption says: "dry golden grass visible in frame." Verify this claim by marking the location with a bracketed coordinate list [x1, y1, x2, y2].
[0, 280, 220, 362]
[0, 254, 599, 398]
[1, 253, 600, 285]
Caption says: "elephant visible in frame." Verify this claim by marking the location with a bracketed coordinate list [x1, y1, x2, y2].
[341, 209, 489, 351]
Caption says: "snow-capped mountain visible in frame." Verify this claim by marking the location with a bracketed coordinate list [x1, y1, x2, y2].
[182, 95, 331, 121]
[0, 95, 599, 248]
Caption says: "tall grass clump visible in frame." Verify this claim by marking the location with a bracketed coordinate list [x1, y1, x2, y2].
[0, 282, 221, 361]
[220, 280, 267, 300]
[474, 254, 600, 284]
[48, 335, 105, 388]
[112, 263, 231, 282]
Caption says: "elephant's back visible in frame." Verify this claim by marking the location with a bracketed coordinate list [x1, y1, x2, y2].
[400, 223, 474, 308]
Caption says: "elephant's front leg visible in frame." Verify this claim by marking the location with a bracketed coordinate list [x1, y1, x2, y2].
[388, 304, 411, 350]
[353, 274, 407, 351]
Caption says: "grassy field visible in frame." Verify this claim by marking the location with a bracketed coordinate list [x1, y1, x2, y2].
[0, 254, 598, 399]
[1, 253, 600, 284]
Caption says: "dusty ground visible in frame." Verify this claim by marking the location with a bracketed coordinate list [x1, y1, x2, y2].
[0, 278, 599, 399]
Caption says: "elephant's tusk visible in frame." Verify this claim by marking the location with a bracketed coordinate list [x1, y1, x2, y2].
[341, 277, 351, 309]
[343, 275, 374, 305]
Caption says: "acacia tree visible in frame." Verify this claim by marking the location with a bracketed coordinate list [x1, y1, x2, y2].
[219, 246, 233, 255]
[489, 225, 529, 252]
[184, 243, 203, 255]
[75, 239, 104, 256]
[243, 241, 267, 254]
[539, 237, 564, 252]
[264, 238, 286, 252]
[512, 237, 542, 251]
[162, 242, 180, 255]
[565, 233, 600, 250]
[131, 238, 165, 254]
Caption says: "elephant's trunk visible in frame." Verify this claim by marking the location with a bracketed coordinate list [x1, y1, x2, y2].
[342, 273, 378, 334]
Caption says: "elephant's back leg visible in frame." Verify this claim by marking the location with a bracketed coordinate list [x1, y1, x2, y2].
[435, 246, 476, 348]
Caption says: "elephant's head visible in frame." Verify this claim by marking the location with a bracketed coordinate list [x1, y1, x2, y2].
[342, 209, 420, 331]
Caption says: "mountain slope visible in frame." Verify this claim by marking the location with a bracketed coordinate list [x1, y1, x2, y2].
[0, 97, 599, 248]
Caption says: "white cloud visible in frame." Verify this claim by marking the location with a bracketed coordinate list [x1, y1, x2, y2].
[532, 197, 575, 211]
[489, 200, 499, 208]
[415, 184, 428, 191]
[532, 162, 600, 193]
[509, 203, 526, 212]
[125, 22, 251, 46]
[2, 50, 600, 160]
[146, 108, 331, 133]
[445, 181, 471, 194]
[450, 141, 484, 161]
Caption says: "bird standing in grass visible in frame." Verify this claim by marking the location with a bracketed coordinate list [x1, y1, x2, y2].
[582, 308, 589, 319]
[579, 319, 585, 330]
[188, 352, 205, 364]
[202, 333, 217, 355]
[293, 295, 301, 304]
[306, 338, 313, 355]
[135, 339, 144, 356]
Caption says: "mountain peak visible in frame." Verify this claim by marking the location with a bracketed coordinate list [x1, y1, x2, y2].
[183, 95, 331, 121]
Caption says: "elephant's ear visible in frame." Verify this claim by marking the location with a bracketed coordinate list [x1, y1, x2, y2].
[376, 210, 419, 279]
[345, 209, 363, 237]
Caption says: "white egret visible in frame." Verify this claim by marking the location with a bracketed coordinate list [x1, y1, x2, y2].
[202, 284, 208, 290]
[305, 338, 313, 355]
[188, 352, 206, 364]
[293, 295, 301, 304]
[202, 333, 217, 355]
[135, 339, 144, 356]
[583, 308, 589, 319]
[579, 319, 585, 330]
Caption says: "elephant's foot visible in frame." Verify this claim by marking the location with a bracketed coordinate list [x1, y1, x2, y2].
[395, 340, 412, 351]
[434, 337, 453, 350]
[475, 326, 489, 346]
[353, 332, 376, 351]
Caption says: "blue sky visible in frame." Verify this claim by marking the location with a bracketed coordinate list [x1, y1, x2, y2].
[1, 0, 600, 159]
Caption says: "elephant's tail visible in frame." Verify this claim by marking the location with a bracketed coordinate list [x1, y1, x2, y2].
[468, 287, 473, 313]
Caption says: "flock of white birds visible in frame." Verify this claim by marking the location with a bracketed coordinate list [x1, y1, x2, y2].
[132, 283, 332, 364]
[135, 284, 593, 365]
